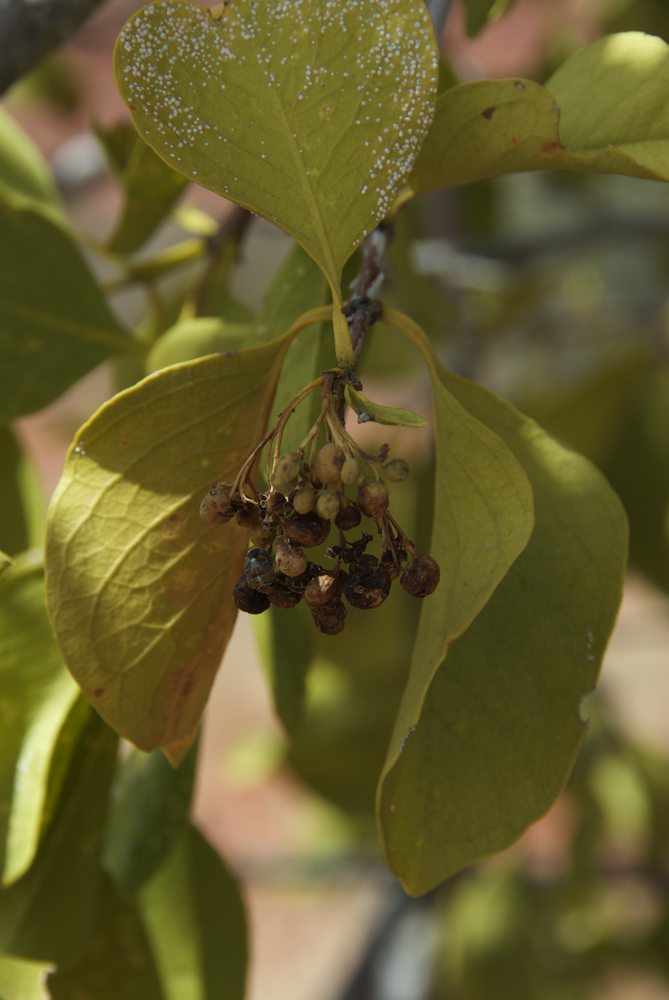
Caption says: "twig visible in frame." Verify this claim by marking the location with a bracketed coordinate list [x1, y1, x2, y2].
[427, 0, 453, 40]
[192, 204, 253, 314]
[344, 222, 392, 368]
[0, 0, 107, 94]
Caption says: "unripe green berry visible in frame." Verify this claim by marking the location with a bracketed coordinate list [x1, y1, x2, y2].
[271, 452, 301, 487]
[274, 543, 308, 578]
[340, 456, 360, 485]
[316, 489, 340, 521]
[383, 458, 410, 483]
[313, 443, 344, 485]
[356, 480, 389, 519]
[292, 486, 316, 515]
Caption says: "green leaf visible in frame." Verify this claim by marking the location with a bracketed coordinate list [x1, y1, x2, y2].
[463, 0, 515, 37]
[0, 955, 50, 1000]
[410, 33, 669, 194]
[262, 243, 331, 454]
[378, 365, 628, 894]
[45, 338, 295, 758]
[46, 875, 163, 1000]
[0, 205, 141, 421]
[0, 107, 63, 217]
[0, 555, 83, 886]
[114, 0, 439, 298]
[139, 825, 247, 1000]
[0, 714, 118, 965]
[0, 426, 44, 556]
[104, 745, 197, 893]
[97, 123, 189, 255]
[345, 385, 427, 427]
[0, 552, 10, 577]
[147, 317, 256, 371]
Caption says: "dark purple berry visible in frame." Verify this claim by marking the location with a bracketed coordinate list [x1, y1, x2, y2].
[345, 555, 391, 610]
[311, 600, 347, 635]
[304, 571, 346, 609]
[335, 505, 362, 531]
[282, 513, 331, 548]
[233, 575, 270, 614]
[244, 547, 275, 593]
[268, 582, 302, 609]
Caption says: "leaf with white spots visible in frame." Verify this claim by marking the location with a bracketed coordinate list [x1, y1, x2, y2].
[45, 338, 294, 759]
[114, 0, 438, 298]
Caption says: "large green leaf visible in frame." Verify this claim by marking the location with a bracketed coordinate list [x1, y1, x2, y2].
[139, 825, 247, 1000]
[0, 426, 44, 556]
[96, 122, 189, 254]
[261, 243, 331, 453]
[0, 205, 141, 420]
[0, 714, 117, 965]
[114, 0, 439, 304]
[410, 33, 669, 194]
[104, 745, 197, 893]
[0, 107, 63, 217]
[46, 876, 163, 1000]
[379, 309, 534, 771]
[0, 555, 83, 886]
[45, 337, 294, 758]
[378, 364, 628, 894]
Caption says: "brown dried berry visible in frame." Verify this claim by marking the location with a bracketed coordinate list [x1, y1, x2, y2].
[236, 503, 259, 528]
[311, 600, 347, 635]
[400, 555, 441, 598]
[304, 571, 346, 608]
[282, 514, 331, 548]
[383, 459, 410, 483]
[340, 456, 360, 485]
[335, 505, 362, 531]
[265, 491, 286, 516]
[267, 582, 302, 609]
[233, 574, 270, 614]
[274, 543, 308, 578]
[250, 525, 276, 548]
[244, 547, 275, 593]
[356, 480, 389, 519]
[315, 489, 340, 521]
[199, 482, 234, 524]
[292, 486, 316, 515]
[313, 443, 345, 484]
[345, 555, 391, 610]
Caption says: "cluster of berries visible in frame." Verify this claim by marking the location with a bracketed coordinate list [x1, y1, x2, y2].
[200, 437, 440, 636]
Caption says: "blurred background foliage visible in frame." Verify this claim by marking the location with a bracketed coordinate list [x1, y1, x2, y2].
[2, 0, 669, 997]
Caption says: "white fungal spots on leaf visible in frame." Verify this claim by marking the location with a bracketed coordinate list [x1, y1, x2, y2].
[116, 0, 438, 269]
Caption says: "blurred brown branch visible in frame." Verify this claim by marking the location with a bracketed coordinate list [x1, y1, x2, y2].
[0, 0, 107, 94]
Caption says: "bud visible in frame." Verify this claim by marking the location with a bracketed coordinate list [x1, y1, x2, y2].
[292, 486, 316, 515]
[313, 443, 345, 485]
[315, 490, 340, 521]
[271, 451, 301, 487]
[340, 456, 360, 485]
[356, 480, 389, 519]
[400, 555, 441, 598]
[274, 543, 308, 578]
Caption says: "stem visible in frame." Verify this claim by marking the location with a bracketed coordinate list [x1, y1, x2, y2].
[331, 297, 355, 367]
[104, 239, 205, 293]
